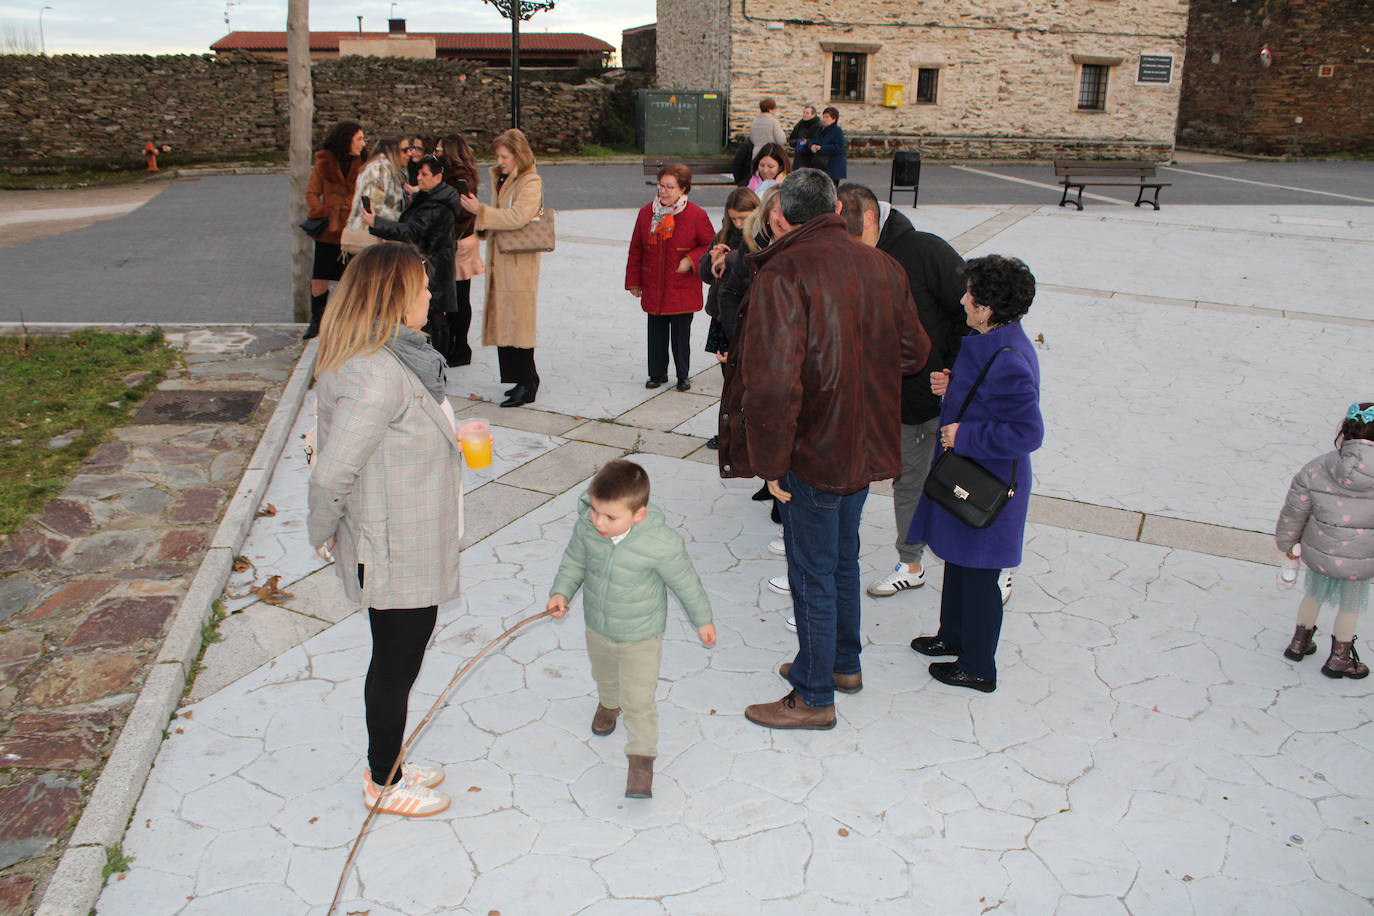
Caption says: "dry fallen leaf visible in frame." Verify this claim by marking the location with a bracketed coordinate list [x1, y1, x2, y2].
[1152, 705, 1160, 712]
[468, 786, 482, 792]
[488, 910, 501, 916]
[1034, 332, 1045, 344]
[837, 828, 849, 837]
[182, 711, 194, 719]
[252, 575, 294, 605]
[346, 911, 371, 915]
[232, 555, 254, 573]
[709, 709, 717, 715]
[174, 727, 184, 734]
[309, 816, 319, 824]
[467, 393, 484, 401]
[255, 503, 278, 518]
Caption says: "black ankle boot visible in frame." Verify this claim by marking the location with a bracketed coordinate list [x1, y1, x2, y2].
[302, 292, 328, 340]
[500, 385, 535, 408]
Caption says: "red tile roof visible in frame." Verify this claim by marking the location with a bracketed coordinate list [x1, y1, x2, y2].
[211, 31, 614, 53]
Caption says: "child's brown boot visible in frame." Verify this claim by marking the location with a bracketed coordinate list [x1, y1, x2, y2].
[625, 755, 654, 798]
[591, 704, 620, 736]
[1321, 636, 1370, 679]
[1283, 624, 1318, 661]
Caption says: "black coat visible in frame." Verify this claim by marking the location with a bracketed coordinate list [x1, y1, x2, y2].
[369, 183, 464, 313]
[876, 207, 967, 424]
[715, 226, 771, 348]
[699, 224, 744, 320]
[788, 116, 821, 167]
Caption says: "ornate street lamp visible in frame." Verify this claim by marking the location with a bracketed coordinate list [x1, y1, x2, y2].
[480, 0, 557, 130]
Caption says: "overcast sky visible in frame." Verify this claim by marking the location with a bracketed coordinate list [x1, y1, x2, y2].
[0, 0, 656, 55]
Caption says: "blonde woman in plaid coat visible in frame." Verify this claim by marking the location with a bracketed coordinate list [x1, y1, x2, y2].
[307, 242, 463, 818]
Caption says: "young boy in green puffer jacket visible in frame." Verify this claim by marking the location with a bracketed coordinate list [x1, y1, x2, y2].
[547, 459, 715, 799]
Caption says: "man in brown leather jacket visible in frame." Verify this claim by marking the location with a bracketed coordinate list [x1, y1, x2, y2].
[718, 168, 931, 729]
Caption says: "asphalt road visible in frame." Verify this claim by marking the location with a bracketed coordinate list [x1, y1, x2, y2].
[1, 160, 1370, 323]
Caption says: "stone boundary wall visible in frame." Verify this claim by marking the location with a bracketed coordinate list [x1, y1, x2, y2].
[0, 53, 628, 160]
[1178, 0, 1374, 155]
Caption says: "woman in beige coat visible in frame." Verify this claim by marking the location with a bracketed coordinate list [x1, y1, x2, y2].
[307, 242, 464, 819]
[460, 128, 544, 408]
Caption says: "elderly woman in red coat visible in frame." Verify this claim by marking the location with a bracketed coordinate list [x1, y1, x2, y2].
[625, 163, 715, 391]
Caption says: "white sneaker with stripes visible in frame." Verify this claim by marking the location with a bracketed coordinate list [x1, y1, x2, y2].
[362, 772, 450, 817]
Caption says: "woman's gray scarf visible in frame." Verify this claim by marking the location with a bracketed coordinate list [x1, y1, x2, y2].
[386, 324, 447, 403]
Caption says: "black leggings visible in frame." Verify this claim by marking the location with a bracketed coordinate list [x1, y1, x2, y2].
[365, 605, 438, 785]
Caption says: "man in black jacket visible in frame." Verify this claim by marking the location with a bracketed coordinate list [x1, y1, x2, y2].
[837, 183, 967, 597]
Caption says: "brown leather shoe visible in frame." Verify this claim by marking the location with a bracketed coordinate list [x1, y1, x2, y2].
[625, 755, 654, 798]
[1283, 624, 1318, 661]
[591, 704, 620, 736]
[778, 662, 863, 694]
[1321, 636, 1370, 679]
[745, 690, 837, 730]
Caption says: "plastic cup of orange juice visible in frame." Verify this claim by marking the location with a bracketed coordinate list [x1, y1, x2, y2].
[457, 418, 493, 469]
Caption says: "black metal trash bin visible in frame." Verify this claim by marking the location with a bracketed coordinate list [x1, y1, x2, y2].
[890, 150, 921, 206]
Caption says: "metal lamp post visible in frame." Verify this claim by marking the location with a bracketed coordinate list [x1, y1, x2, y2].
[39, 5, 53, 56]
[481, 0, 557, 130]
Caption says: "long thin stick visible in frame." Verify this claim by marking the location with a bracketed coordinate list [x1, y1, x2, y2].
[327, 607, 556, 915]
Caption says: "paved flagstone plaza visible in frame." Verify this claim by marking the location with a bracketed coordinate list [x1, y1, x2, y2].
[94, 203, 1374, 914]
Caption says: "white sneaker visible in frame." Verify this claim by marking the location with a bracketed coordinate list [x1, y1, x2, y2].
[362, 775, 451, 817]
[785, 616, 797, 632]
[768, 539, 787, 556]
[767, 575, 791, 595]
[1000, 569, 1013, 605]
[364, 762, 445, 789]
[866, 563, 926, 597]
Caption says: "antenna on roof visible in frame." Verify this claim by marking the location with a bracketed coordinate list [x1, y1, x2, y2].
[223, 0, 239, 29]
[357, 15, 363, 32]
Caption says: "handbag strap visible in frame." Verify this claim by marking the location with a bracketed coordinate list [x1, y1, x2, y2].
[939, 344, 1023, 492]
[951, 346, 1016, 422]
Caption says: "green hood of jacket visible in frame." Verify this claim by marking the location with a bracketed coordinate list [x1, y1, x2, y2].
[551, 491, 712, 642]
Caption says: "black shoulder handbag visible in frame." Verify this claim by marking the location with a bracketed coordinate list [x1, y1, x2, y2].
[922, 346, 1020, 529]
[298, 216, 329, 238]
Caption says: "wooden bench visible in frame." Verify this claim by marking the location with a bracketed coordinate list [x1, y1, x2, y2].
[642, 156, 738, 187]
[1054, 160, 1171, 210]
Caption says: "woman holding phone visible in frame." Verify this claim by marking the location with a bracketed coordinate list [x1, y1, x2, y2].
[437, 134, 481, 367]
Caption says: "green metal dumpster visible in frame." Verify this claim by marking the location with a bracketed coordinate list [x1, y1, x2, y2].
[635, 90, 728, 155]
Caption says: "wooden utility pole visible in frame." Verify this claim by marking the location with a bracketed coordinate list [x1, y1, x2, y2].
[287, 0, 313, 324]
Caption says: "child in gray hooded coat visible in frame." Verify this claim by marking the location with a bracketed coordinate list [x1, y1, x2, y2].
[1275, 402, 1374, 678]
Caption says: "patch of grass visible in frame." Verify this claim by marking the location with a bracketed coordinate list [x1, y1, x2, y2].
[0, 152, 286, 189]
[577, 143, 637, 158]
[102, 843, 134, 880]
[0, 329, 179, 537]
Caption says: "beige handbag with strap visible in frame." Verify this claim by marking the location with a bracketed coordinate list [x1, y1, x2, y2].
[494, 199, 556, 254]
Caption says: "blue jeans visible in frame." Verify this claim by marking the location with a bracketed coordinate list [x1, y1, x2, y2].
[779, 470, 868, 707]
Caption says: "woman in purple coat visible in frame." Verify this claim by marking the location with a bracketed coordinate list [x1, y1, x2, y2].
[907, 255, 1043, 692]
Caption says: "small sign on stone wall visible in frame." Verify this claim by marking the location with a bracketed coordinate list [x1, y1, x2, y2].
[1318, 64, 1335, 78]
[1137, 55, 1173, 84]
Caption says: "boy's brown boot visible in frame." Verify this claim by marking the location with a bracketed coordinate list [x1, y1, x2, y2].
[1321, 636, 1370, 679]
[1283, 624, 1318, 661]
[591, 704, 620, 736]
[625, 755, 654, 798]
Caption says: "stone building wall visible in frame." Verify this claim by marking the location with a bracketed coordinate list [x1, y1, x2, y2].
[1178, 0, 1374, 155]
[655, 0, 1187, 160]
[656, 0, 732, 91]
[0, 53, 626, 160]
[621, 25, 657, 73]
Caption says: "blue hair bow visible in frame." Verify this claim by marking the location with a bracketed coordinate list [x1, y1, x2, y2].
[1348, 403, 1374, 423]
